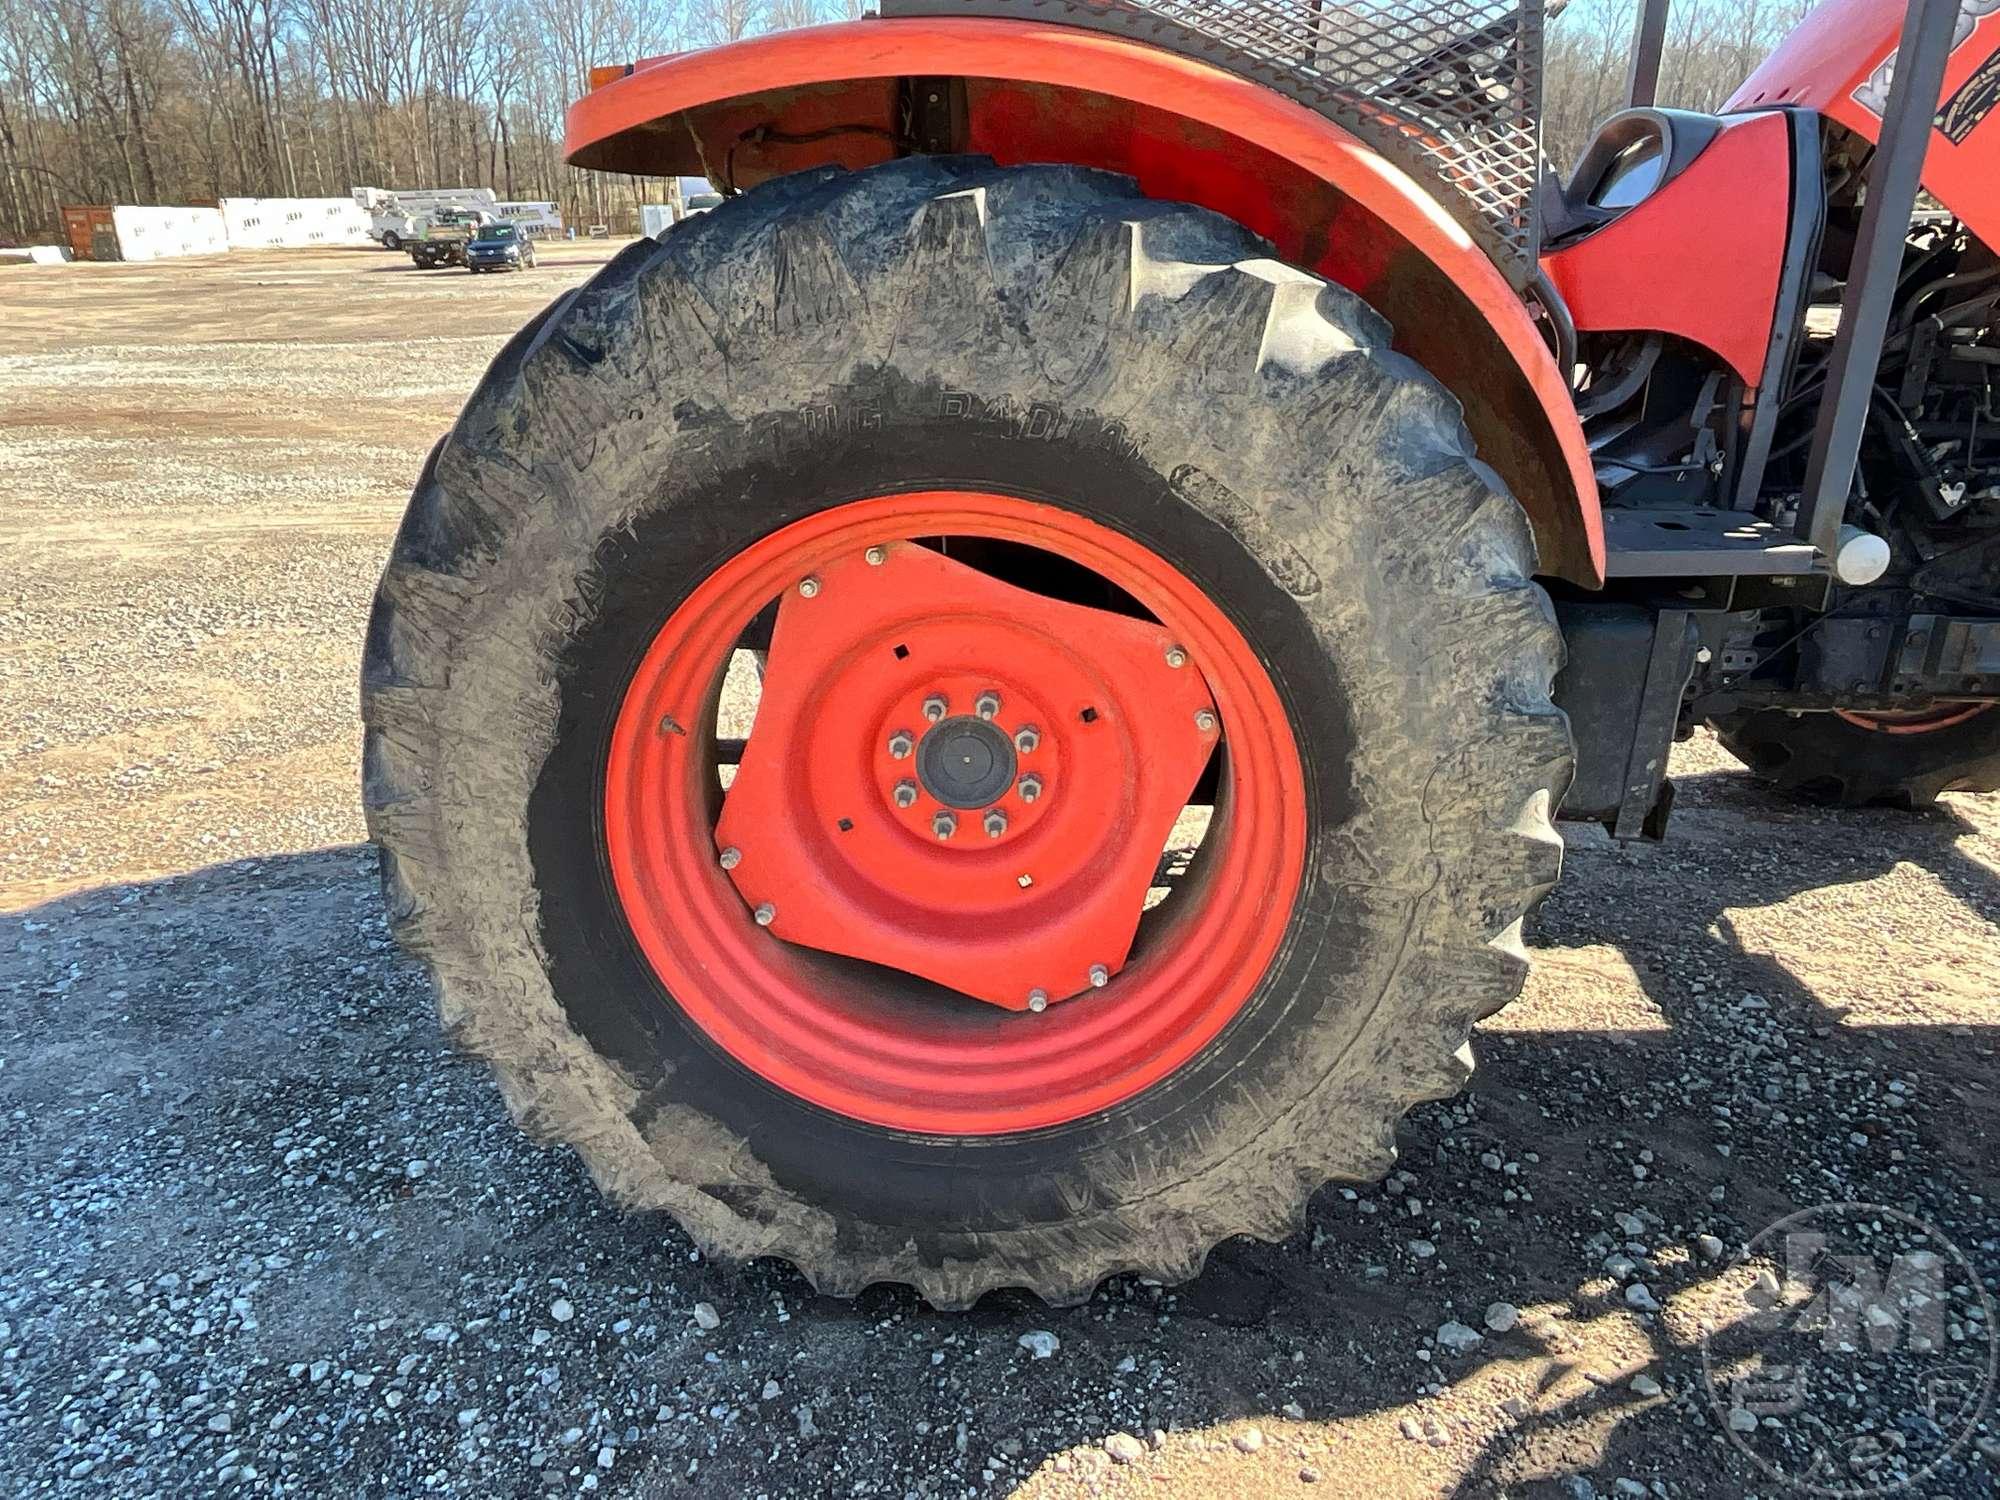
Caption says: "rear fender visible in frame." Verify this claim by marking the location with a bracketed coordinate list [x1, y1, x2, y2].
[566, 19, 1604, 585]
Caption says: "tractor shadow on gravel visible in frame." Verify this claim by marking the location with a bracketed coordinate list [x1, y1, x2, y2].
[1444, 765, 2000, 1495]
[1, 779, 1994, 1498]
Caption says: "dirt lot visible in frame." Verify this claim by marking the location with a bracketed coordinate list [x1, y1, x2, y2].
[2, 245, 1997, 1499]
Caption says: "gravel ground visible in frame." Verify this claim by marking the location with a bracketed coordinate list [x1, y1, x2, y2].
[2, 246, 1998, 1499]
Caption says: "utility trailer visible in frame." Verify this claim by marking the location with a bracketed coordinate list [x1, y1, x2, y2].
[360, 0, 2000, 1305]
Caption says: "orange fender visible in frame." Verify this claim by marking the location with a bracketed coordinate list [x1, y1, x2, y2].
[567, 19, 1602, 585]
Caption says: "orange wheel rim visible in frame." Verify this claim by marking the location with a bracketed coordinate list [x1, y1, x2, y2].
[1833, 703, 1992, 736]
[603, 492, 1308, 1135]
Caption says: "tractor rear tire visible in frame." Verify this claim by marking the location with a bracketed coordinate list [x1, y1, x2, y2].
[361, 159, 1570, 1306]
[1711, 705, 2000, 806]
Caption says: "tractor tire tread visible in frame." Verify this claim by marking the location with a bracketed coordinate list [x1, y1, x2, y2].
[1711, 706, 2000, 807]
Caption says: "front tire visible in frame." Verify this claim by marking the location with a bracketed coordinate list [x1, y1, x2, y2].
[1712, 705, 2000, 805]
[362, 159, 1569, 1305]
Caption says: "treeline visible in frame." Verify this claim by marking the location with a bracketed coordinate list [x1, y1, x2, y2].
[1544, 0, 1820, 168]
[0, 0, 861, 241]
[1, 0, 1814, 245]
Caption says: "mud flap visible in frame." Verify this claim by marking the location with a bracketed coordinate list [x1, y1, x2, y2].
[1553, 602, 1699, 839]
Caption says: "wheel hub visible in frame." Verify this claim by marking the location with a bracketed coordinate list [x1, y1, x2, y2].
[917, 715, 1017, 810]
[712, 539, 1218, 1010]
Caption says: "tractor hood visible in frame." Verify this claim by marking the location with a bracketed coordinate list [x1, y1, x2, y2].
[1728, 0, 2000, 252]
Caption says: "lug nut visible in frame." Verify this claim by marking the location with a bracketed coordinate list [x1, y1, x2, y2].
[893, 779, 919, 808]
[1027, 989, 1049, 1013]
[1088, 964, 1109, 988]
[718, 846, 742, 870]
[975, 691, 1002, 721]
[932, 811, 957, 840]
[1014, 725, 1040, 753]
[887, 729, 914, 760]
[797, 576, 821, 598]
[984, 808, 1009, 839]
[753, 902, 777, 926]
[1194, 708, 1217, 733]
[922, 694, 948, 723]
[1018, 773, 1043, 803]
[864, 545, 887, 566]
[1165, 645, 1187, 669]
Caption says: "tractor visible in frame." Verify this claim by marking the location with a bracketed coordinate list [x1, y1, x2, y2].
[359, 0, 2000, 1305]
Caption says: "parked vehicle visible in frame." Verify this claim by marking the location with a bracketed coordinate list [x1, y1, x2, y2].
[368, 211, 418, 251]
[360, 0, 2000, 1305]
[402, 208, 493, 269]
[464, 222, 538, 272]
[356, 188, 511, 251]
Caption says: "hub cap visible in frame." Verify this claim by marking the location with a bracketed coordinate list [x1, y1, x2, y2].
[918, 717, 1016, 810]
[603, 492, 1307, 1134]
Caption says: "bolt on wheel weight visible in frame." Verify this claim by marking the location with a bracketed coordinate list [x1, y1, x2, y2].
[713, 535, 1217, 1010]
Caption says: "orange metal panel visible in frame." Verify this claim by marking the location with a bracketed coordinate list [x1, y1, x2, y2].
[1729, 0, 2000, 253]
[564, 19, 1604, 586]
[1542, 113, 1792, 386]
